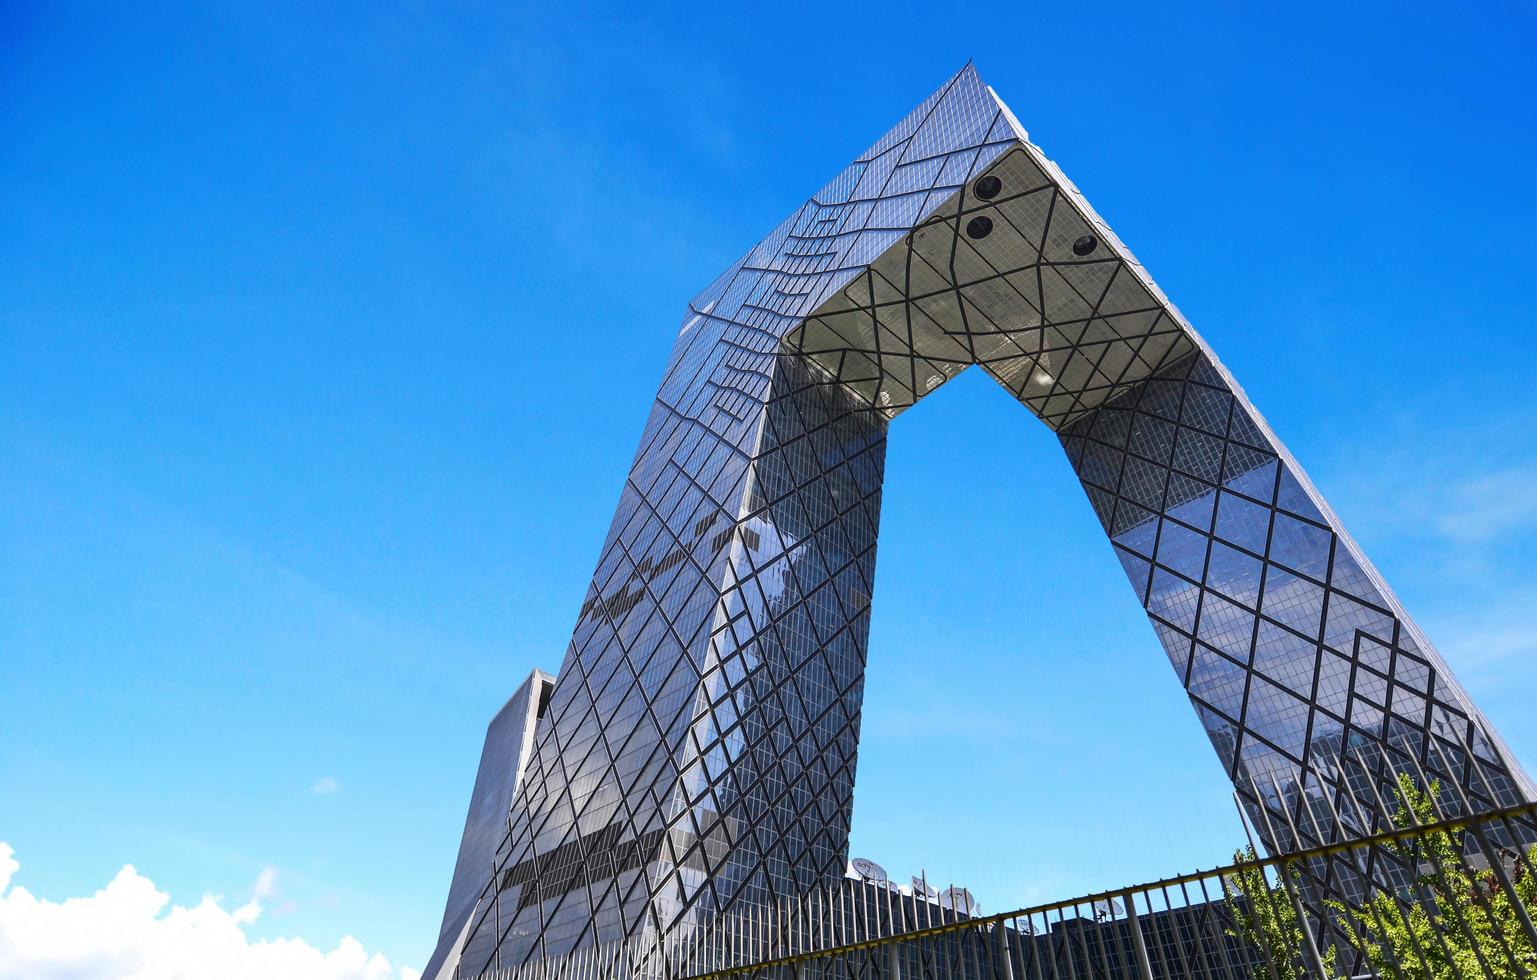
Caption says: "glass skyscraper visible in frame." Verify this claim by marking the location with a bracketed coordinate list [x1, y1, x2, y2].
[444, 65, 1531, 976]
[426, 669, 556, 980]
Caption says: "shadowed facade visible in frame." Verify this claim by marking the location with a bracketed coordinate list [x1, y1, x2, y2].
[451, 65, 1531, 975]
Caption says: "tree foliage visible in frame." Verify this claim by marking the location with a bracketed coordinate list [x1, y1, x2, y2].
[1330, 774, 1537, 979]
[1226, 845, 1333, 979]
[1227, 774, 1537, 979]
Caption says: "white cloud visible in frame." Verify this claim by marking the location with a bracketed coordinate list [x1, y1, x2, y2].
[1430, 586, 1537, 672]
[0, 842, 418, 980]
[1434, 464, 1537, 544]
[1334, 445, 1537, 553]
[311, 777, 341, 795]
[251, 866, 279, 901]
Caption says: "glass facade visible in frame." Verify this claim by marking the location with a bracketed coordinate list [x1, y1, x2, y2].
[450, 65, 1531, 975]
[424, 669, 555, 980]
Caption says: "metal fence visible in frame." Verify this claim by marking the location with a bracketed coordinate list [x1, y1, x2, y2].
[471, 729, 1537, 980]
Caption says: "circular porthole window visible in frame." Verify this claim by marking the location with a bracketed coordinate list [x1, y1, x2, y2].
[1072, 234, 1099, 256]
[966, 216, 994, 240]
[973, 175, 1002, 200]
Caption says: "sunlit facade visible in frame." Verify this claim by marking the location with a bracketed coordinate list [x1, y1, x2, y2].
[425, 669, 555, 980]
[446, 65, 1530, 975]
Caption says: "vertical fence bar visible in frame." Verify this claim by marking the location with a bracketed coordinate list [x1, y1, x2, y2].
[1256, 775, 1333, 979]
[1121, 891, 1155, 980]
[994, 918, 1014, 980]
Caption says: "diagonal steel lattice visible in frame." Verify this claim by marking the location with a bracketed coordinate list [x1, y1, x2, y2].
[449, 64, 1534, 976]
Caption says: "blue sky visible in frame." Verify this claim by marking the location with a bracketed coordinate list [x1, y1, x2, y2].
[3, 1, 1536, 974]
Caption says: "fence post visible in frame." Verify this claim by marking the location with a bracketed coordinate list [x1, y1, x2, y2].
[1123, 892, 1155, 980]
[993, 918, 1015, 980]
[1259, 775, 1335, 980]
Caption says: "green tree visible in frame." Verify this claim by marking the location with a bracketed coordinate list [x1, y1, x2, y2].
[1226, 774, 1537, 979]
[1226, 845, 1334, 979]
[1329, 775, 1537, 980]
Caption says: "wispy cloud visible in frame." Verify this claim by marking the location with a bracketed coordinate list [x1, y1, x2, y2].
[1428, 586, 1537, 673]
[311, 777, 341, 796]
[1318, 422, 1537, 681]
[0, 842, 418, 980]
[252, 865, 279, 900]
[1433, 463, 1537, 544]
[1334, 456, 1537, 553]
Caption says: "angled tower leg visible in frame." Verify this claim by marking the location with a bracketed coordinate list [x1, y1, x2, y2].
[1058, 351, 1534, 848]
[455, 345, 892, 973]
[449, 66, 1019, 967]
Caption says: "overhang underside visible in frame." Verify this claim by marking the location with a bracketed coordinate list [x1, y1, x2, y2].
[784, 145, 1199, 430]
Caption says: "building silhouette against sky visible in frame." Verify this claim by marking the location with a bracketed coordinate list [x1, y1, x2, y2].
[426, 670, 554, 980]
[431, 65, 1532, 977]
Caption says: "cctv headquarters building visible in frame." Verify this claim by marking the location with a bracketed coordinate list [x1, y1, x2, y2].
[422, 65, 1531, 979]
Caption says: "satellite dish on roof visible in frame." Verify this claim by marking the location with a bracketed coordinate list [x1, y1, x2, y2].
[939, 887, 977, 916]
[910, 877, 938, 901]
[850, 858, 888, 884]
[1092, 898, 1124, 922]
